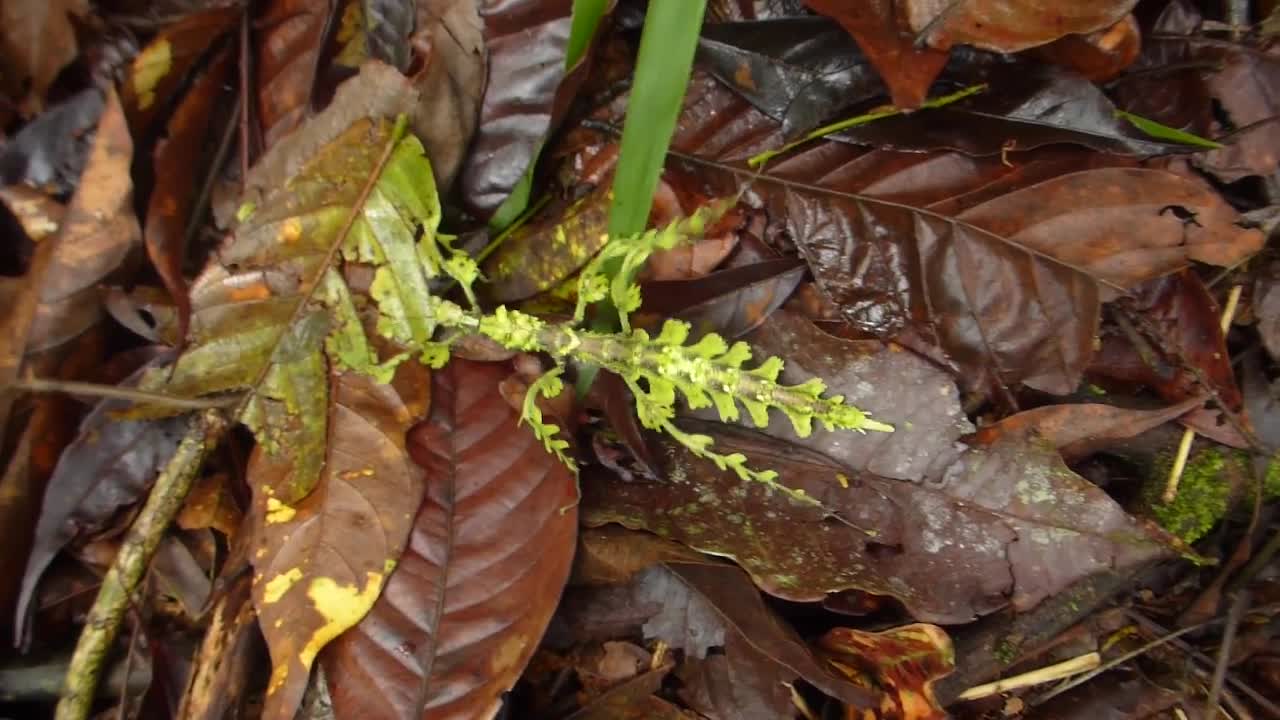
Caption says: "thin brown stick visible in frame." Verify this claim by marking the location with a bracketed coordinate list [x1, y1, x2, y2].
[55, 410, 227, 720]
[10, 377, 239, 410]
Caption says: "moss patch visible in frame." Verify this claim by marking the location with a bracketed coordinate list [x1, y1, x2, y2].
[1142, 447, 1234, 544]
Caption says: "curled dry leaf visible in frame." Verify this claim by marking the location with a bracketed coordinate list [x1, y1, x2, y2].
[145, 48, 233, 342]
[0, 89, 138, 449]
[970, 395, 1206, 462]
[0, 0, 88, 114]
[251, 367, 430, 720]
[14, 362, 187, 642]
[256, 0, 333, 147]
[321, 359, 578, 720]
[119, 6, 239, 132]
[817, 625, 955, 720]
[408, 0, 487, 191]
[904, 0, 1138, 54]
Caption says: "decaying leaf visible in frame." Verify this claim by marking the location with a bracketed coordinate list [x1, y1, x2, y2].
[14, 361, 186, 641]
[0, 0, 89, 114]
[558, 561, 880, 710]
[583, 421, 1172, 623]
[251, 368, 429, 720]
[817, 624, 955, 720]
[905, 0, 1138, 54]
[321, 360, 577, 720]
[0, 89, 138, 451]
[407, 0, 487, 190]
[483, 184, 613, 303]
[656, 73, 1262, 393]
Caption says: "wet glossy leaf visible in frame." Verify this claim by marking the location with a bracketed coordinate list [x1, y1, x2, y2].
[697, 17, 885, 138]
[583, 422, 1172, 622]
[14, 363, 187, 640]
[817, 625, 955, 720]
[321, 359, 577, 720]
[638, 257, 806, 340]
[801, 0, 949, 109]
[698, 31, 1199, 157]
[658, 74, 1263, 392]
[459, 0, 578, 218]
[740, 311, 971, 481]
[1097, 270, 1241, 410]
[251, 367, 430, 720]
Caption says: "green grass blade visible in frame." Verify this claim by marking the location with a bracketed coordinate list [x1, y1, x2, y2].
[607, 0, 707, 237]
[567, 0, 610, 70]
[1116, 109, 1224, 149]
[489, 0, 611, 232]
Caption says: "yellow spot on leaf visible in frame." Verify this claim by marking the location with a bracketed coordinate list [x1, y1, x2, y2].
[280, 217, 303, 244]
[265, 497, 297, 524]
[297, 572, 386, 669]
[227, 283, 271, 302]
[267, 663, 288, 695]
[836, 473, 849, 489]
[131, 39, 172, 110]
[490, 634, 530, 674]
[262, 568, 303, 604]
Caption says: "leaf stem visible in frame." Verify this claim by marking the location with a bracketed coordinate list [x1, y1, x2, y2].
[748, 83, 988, 168]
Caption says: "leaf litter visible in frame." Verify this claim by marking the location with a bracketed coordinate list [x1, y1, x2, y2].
[2, 1, 1279, 718]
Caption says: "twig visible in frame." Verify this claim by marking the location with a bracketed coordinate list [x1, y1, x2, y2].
[1163, 284, 1244, 502]
[1122, 609, 1280, 718]
[55, 409, 227, 720]
[9, 377, 239, 410]
[956, 652, 1101, 701]
[1205, 590, 1250, 718]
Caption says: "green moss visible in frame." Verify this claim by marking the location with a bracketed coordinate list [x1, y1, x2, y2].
[994, 635, 1023, 666]
[1265, 455, 1280, 499]
[1143, 448, 1233, 544]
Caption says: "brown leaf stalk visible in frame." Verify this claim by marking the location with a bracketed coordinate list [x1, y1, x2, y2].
[55, 409, 227, 720]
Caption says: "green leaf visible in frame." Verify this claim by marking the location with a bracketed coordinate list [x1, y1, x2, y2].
[567, 0, 610, 70]
[1115, 109, 1224, 150]
[607, 0, 707, 238]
